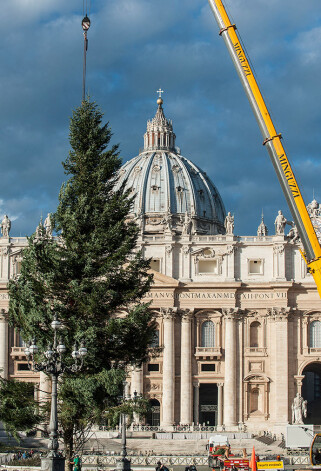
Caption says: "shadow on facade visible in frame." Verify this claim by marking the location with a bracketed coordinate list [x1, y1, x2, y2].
[302, 362, 321, 424]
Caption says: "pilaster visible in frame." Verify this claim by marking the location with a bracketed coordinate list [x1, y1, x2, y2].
[223, 308, 239, 426]
[180, 309, 193, 424]
[0, 310, 8, 379]
[161, 307, 176, 426]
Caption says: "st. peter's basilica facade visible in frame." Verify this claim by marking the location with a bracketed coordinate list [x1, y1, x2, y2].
[0, 97, 321, 435]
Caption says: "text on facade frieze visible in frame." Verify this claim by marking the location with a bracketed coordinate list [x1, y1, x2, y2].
[144, 291, 287, 300]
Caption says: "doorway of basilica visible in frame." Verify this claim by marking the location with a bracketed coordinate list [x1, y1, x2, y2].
[302, 362, 321, 424]
[146, 399, 160, 426]
[199, 384, 218, 426]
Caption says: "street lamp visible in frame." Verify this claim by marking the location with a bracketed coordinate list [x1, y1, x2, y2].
[116, 384, 142, 471]
[25, 315, 87, 471]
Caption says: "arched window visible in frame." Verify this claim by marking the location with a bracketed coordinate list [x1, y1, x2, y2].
[201, 320, 215, 348]
[310, 321, 321, 348]
[250, 321, 261, 348]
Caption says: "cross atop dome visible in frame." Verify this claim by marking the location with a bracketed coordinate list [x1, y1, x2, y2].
[156, 88, 164, 107]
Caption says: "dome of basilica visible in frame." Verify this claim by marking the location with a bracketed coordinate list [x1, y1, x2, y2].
[116, 97, 226, 235]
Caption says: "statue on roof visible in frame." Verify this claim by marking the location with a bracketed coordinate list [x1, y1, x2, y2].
[182, 212, 191, 235]
[275, 210, 287, 235]
[224, 212, 234, 235]
[287, 222, 300, 244]
[1, 215, 11, 238]
[162, 209, 172, 232]
[44, 213, 52, 238]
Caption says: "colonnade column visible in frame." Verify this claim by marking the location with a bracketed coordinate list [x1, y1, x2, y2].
[0, 310, 8, 379]
[217, 383, 223, 427]
[223, 308, 238, 426]
[180, 309, 193, 424]
[161, 308, 176, 426]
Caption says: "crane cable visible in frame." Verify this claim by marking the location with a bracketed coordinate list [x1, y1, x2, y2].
[82, 0, 91, 102]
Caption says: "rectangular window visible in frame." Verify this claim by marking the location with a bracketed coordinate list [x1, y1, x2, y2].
[199, 260, 218, 274]
[201, 363, 215, 372]
[248, 259, 263, 275]
[17, 363, 29, 371]
[148, 363, 159, 372]
[150, 259, 160, 271]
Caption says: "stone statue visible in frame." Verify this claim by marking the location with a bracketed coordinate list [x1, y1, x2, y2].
[44, 213, 52, 237]
[162, 210, 172, 232]
[1, 215, 11, 238]
[307, 199, 320, 218]
[288, 223, 300, 244]
[35, 222, 44, 240]
[182, 212, 191, 235]
[291, 393, 307, 424]
[275, 210, 287, 235]
[224, 212, 234, 235]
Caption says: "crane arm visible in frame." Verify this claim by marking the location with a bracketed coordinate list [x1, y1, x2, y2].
[208, 0, 321, 297]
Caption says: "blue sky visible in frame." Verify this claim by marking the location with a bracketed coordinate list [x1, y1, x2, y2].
[2, 0, 321, 236]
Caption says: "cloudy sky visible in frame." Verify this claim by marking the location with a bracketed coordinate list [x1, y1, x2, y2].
[2, 0, 321, 236]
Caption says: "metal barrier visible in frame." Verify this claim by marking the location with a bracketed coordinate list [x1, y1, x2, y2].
[82, 455, 208, 466]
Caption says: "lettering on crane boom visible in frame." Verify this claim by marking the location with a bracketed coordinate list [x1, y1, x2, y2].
[278, 154, 300, 198]
[233, 42, 252, 77]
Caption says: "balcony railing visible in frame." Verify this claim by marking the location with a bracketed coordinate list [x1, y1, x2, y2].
[195, 347, 222, 358]
[11, 346, 26, 358]
[245, 347, 267, 355]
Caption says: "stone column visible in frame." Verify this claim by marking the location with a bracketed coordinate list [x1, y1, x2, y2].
[0, 310, 8, 379]
[180, 309, 193, 424]
[217, 383, 223, 426]
[162, 308, 176, 426]
[193, 382, 199, 424]
[131, 366, 143, 423]
[131, 366, 143, 396]
[270, 307, 290, 423]
[223, 308, 238, 427]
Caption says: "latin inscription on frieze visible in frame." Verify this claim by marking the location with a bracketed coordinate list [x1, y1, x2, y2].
[143, 291, 287, 300]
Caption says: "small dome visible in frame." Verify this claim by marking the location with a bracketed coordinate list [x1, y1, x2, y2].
[116, 98, 226, 235]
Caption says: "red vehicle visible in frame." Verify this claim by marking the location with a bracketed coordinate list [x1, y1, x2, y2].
[221, 458, 250, 471]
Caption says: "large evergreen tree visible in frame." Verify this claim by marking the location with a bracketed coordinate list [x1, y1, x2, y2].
[8, 100, 155, 464]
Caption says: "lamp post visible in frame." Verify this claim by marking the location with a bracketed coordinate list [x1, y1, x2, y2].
[24, 315, 87, 471]
[116, 384, 141, 471]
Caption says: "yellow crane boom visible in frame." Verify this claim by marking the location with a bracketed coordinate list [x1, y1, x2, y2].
[208, 0, 321, 298]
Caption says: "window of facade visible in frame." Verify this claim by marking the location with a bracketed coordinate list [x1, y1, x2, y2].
[149, 329, 159, 348]
[250, 321, 261, 348]
[147, 363, 159, 372]
[201, 320, 215, 348]
[248, 259, 263, 275]
[201, 363, 215, 372]
[150, 259, 160, 271]
[310, 320, 321, 348]
[199, 260, 218, 274]
[250, 388, 259, 413]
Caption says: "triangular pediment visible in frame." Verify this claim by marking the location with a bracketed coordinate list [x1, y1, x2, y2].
[148, 269, 180, 286]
